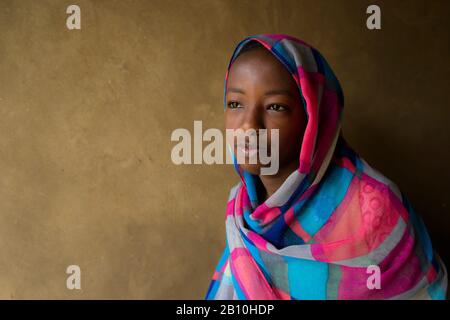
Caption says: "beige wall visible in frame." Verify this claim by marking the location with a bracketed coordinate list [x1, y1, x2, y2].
[0, 0, 448, 299]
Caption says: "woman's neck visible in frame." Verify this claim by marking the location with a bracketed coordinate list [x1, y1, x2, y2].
[258, 160, 299, 202]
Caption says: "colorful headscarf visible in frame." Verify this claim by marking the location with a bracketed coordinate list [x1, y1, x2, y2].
[205, 34, 447, 300]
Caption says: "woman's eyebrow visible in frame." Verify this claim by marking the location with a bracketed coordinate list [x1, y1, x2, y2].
[227, 87, 245, 94]
[264, 89, 294, 98]
[227, 87, 294, 98]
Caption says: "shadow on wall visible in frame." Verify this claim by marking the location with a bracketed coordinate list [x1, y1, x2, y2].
[344, 107, 450, 284]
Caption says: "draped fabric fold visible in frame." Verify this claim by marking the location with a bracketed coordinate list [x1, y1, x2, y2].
[205, 34, 447, 300]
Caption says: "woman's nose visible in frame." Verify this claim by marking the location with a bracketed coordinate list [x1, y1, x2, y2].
[240, 105, 264, 132]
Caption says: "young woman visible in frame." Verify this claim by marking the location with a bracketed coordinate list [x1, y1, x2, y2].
[205, 34, 447, 300]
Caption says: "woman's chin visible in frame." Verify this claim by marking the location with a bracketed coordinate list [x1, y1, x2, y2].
[239, 163, 263, 175]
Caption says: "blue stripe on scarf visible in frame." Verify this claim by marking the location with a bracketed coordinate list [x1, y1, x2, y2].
[284, 256, 329, 299]
[297, 164, 354, 236]
[204, 245, 230, 299]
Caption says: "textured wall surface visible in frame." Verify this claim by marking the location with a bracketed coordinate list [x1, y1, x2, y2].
[0, 0, 448, 299]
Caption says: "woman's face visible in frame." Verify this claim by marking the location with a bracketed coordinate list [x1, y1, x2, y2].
[225, 47, 307, 176]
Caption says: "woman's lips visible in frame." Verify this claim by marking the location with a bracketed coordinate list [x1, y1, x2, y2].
[236, 143, 266, 158]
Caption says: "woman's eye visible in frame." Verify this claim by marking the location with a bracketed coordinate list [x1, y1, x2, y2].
[228, 101, 242, 109]
[268, 104, 286, 111]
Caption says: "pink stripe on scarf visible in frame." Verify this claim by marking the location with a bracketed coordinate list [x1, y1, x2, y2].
[284, 207, 312, 242]
[298, 66, 320, 173]
[230, 248, 277, 299]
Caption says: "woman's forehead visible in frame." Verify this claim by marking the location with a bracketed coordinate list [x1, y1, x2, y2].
[227, 50, 298, 90]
